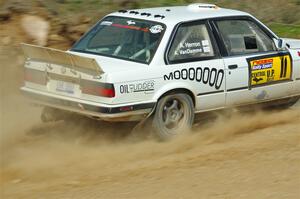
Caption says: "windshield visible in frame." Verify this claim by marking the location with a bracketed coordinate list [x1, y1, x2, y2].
[71, 16, 166, 64]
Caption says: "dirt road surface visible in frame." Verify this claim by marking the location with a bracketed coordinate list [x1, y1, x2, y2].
[1, 41, 300, 198]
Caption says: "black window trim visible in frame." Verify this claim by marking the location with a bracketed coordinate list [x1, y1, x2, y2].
[164, 19, 221, 65]
[209, 15, 278, 58]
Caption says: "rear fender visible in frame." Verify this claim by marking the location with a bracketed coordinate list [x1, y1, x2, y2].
[153, 82, 196, 102]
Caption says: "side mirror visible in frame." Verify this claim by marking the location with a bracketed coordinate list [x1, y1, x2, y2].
[274, 38, 286, 50]
[278, 38, 283, 49]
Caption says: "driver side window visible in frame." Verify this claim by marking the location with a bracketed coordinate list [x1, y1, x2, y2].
[215, 19, 276, 56]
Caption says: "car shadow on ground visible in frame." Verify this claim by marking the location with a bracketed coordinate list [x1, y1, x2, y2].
[25, 111, 222, 145]
[24, 102, 298, 145]
[25, 115, 139, 145]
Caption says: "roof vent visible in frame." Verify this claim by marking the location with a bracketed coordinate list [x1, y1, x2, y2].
[154, 14, 165, 19]
[187, 3, 219, 11]
[141, 12, 151, 17]
[118, 10, 128, 13]
[129, 11, 139, 15]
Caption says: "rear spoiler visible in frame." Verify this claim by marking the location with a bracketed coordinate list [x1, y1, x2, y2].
[21, 43, 104, 76]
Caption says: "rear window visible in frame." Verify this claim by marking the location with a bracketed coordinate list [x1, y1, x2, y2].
[71, 16, 166, 64]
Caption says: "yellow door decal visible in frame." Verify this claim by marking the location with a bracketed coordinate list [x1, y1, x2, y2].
[249, 53, 292, 86]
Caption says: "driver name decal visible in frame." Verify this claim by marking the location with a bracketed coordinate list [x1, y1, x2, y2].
[175, 40, 211, 56]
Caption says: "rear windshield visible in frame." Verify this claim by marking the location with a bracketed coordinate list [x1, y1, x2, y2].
[71, 16, 166, 64]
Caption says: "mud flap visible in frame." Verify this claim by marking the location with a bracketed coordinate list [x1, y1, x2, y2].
[130, 103, 157, 137]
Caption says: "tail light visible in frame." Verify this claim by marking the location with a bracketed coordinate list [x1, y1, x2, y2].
[24, 68, 47, 85]
[81, 80, 115, 98]
[24, 68, 115, 98]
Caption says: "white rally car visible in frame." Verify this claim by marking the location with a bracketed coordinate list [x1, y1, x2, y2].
[21, 3, 300, 140]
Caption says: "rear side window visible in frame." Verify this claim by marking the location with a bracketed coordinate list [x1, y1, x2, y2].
[215, 20, 276, 56]
[168, 22, 215, 63]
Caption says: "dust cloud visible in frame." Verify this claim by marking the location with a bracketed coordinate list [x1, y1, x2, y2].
[1, 25, 300, 199]
[1, 94, 299, 198]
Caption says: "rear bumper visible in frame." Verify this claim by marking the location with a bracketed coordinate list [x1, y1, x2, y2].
[21, 87, 156, 122]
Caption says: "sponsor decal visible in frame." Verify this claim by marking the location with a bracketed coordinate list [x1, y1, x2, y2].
[203, 46, 211, 53]
[252, 59, 273, 70]
[127, 20, 136, 25]
[202, 40, 209, 46]
[112, 24, 149, 32]
[252, 72, 264, 83]
[149, 25, 164, 34]
[163, 67, 224, 90]
[248, 53, 292, 86]
[120, 80, 155, 94]
[100, 21, 113, 26]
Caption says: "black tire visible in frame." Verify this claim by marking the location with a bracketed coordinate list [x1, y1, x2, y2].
[152, 93, 195, 141]
[278, 97, 300, 109]
[265, 96, 300, 110]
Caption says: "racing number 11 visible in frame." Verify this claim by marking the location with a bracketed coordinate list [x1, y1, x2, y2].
[280, 57, 288, 78]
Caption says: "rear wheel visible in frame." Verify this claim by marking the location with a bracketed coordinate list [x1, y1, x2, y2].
[152, 93, 194, 141]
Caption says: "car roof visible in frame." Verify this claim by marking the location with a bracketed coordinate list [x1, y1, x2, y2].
[109, 4, 251, 25]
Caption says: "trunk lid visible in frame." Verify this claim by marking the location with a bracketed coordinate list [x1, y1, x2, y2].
[21, 44, 117, 103]
[22, 43, 104, 76]
[69, 51, 146, 74]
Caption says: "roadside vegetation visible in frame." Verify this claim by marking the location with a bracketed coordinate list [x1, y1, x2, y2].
[39, 0, 300, 38]
[0, 0, 299, 48]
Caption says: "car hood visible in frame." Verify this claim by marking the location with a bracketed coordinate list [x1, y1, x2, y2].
[69, 51, 147, 73]
[284, 38, 300, 49]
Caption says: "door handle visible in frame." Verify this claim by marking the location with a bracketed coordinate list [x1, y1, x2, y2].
[228, 64, 238, 70]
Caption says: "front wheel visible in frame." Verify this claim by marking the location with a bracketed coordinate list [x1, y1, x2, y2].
[264, 96, 300, 110]
[280, 97, 299, 109]
[152, 93, 195, 141]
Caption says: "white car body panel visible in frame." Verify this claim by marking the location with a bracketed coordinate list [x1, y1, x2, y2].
[109, 5, 249, 25]
[20, 4, 300, 122]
